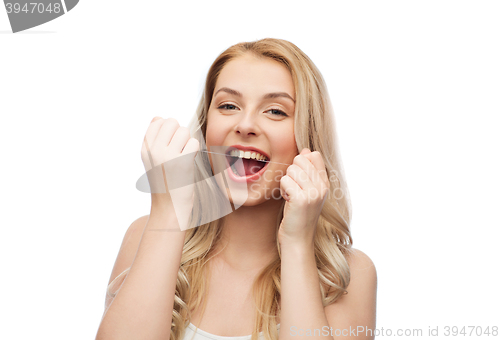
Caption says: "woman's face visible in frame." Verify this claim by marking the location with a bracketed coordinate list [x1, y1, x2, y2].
[206, 53, 298, 206]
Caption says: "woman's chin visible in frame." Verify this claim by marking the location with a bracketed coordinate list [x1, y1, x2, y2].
[227, 191, 261, 207]
[213, 171, 283, 207]
[226, 187, 283, 207]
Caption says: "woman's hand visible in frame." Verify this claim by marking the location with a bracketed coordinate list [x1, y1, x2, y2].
[278, 148, 330, 248]
[141, 117, 199, 229]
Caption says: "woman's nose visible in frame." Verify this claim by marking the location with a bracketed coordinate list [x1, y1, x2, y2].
[234, 113, 259, 137]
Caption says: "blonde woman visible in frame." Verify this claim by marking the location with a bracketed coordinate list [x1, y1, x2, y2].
[96, 38, 377, 340]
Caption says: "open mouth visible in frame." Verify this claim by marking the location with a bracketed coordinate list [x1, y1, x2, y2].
[225, 149, 270, 178]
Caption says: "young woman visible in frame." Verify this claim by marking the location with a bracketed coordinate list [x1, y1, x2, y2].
[97, 38, 377, 340]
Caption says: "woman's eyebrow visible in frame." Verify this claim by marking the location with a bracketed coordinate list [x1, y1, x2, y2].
[214, 87, 295, 103]
[263, 92, 296, 103]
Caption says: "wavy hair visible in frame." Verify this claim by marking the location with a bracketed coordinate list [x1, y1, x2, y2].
[109, 38, 354, 340]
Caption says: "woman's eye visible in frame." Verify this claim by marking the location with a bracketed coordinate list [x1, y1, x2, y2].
[218, 104, 238, 110]
[267, 109, 288, 117]
[217, 104, 287, 117]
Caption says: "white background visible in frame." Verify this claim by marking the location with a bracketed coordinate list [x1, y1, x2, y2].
[1, 1, 499, 339]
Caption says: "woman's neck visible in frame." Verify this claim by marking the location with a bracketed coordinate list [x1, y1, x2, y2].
[214, 198, 284, 272]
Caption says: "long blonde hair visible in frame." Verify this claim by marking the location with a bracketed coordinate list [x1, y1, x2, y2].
[171, 38, 353, 340]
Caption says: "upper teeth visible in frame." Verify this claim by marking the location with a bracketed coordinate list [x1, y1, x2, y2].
[229, 149, 268, 162]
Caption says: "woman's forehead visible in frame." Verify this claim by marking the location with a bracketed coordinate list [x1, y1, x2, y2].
[215, 55, 295, 98]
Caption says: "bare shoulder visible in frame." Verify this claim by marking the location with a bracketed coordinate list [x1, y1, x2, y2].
[343, 248, 377, 300]
[104, 215, 150, 309]
[120, 215, 150, 253]
[325, 248, 377, 338]
[109, 214, 150, 285]
[346, 248, 377, 275]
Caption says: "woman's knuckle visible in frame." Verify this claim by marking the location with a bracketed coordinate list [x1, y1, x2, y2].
[167, 118, 179, 127]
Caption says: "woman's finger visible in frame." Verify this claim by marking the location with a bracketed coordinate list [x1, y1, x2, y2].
[304, 151, 329, 188]
[167, 126, 191, 155]
[285, 164, 313, 192]
[141, 117, 165, 170]
[280, 174, 300, 201]
[292, 154, 319, 187]
[153, 118, 180, 150]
